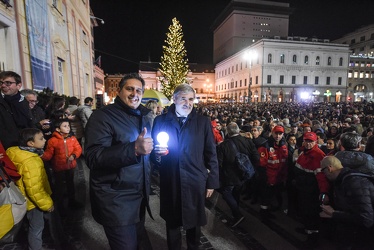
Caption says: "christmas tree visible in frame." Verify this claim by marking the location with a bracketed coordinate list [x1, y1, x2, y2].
[159, 17, 190, 99]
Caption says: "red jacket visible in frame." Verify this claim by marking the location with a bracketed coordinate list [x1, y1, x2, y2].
[42, 132, 82, 172]
[295, 144, 329, 193]
[0, 141, 21, 181]
[266, 142, 288, 185]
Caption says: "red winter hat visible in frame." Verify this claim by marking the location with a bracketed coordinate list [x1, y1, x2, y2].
[303, 132, 317, 141]
[272, 125, 284, 133]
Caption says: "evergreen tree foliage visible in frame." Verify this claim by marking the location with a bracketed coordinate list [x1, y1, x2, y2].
[159, 17, 190, 99]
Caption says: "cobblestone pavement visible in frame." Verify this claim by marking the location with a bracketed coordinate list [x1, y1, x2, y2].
[1, 159, 337, 250]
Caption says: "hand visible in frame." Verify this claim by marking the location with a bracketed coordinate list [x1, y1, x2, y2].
[47, 205, 55, 213]
[135, 127, 154, 155]
[154, 145, 169, 156]
[206, 189, 214, 198]
[319, 193, 330, 205]
[320, 204, 335, 217]
[68, 155, 75, 162]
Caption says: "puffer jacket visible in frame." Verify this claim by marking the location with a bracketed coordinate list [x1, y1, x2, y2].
[42, 132, 82, 172]
[6, 147, 53, 211]
[335, 150, 374, 175]
[333, 168, 374, 228]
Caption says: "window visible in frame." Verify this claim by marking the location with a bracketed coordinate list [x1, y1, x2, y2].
[249, 77, 252, 85]
[338, 77, 342, 85]
[351, 38, 355, 44]
[304, 56, 309, 64]
[316, 56, 320, 65]
[339, 57, 343, 66]
[256, 76, 258, 84]
[360, 36, 365, 42]
[82, 30, 88, 45]
[244, 79, 247, 86]
[57, 58, 64, 94]
[280, 75, 284, 84]
[235, 81, 237, 88]
[268, 54, 272, 63]
[328, 57, 332, 66]
[315, 76, 319, 85]
[292, 76, 296, 84]
[303, 76, 308, 85]
[326, 77, 330, 85]
[292, 55, 297, 64]
[267, 75, 272, 84]
[280, 54, 285, 64]
[240, 80, 242, 87]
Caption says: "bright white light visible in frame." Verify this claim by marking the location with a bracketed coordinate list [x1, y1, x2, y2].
[157, 132, 169, 147]
[300, 92, 309, 100]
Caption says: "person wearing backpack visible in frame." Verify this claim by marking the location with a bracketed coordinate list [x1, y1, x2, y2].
[217, 122, 259, 227]
[320, 156, 374, 249]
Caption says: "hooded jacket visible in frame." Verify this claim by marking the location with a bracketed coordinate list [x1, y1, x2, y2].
[335, 150, 374, 175]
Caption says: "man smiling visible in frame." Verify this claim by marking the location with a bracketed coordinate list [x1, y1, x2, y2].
[84, 73, 154, 250]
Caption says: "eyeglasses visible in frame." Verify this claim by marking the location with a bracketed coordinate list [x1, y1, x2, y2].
[0, 81, 17, 86]
[29, 100, 39, 104]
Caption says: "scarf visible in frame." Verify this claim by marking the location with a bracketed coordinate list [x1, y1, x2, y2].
[19, 146, 44, 156]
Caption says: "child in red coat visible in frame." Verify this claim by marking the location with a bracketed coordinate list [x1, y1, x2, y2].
[42, 119, 82, 212]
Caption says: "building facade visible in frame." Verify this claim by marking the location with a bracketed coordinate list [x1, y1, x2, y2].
[333, 24, 374, 102]
[215, 37, 350, 103]
[212, 0, 292, 64]
[0, 0, 103, 104]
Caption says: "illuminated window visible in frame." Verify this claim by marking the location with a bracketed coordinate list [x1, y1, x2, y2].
[354, 71, 358, 78]
[280, 54, 285, 64]
[360, 71, 364, 78]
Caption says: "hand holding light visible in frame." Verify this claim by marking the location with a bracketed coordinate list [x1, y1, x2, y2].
[154, 132, 169, 156]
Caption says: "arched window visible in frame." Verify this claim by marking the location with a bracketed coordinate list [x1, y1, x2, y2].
[292, 55, 297, 64]
[316, 56, 320, 65]
[304, 56, 309, 64]
[268, 53, 272, 63]
[280, 54, 285, 64]
[339, 57, 343, 66]
[328, 57, 332, 66]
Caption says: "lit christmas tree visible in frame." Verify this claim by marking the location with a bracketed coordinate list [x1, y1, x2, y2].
[159, 17, 190, 99]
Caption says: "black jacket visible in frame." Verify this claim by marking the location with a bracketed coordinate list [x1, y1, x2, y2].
[217, 135, 260, 186]
[84, 96, 153, 226]
[0, 95, 20, 149]
[333, 168, 374, 228]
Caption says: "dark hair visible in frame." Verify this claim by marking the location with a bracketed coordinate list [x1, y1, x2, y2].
[69, 96, 79, 105]
[0, 71, 22, 84]
[84, 97, 93, 104]
[339, 132, 361, 150]
[54, 118, 70, 129]
[19, 128, 42, 147]
[118, 73, 145, 90]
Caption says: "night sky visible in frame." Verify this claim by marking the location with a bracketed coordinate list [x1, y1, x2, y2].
[90, 0, 374, 74]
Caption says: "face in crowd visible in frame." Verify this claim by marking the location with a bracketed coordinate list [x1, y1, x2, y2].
[1, 75, 21, 96]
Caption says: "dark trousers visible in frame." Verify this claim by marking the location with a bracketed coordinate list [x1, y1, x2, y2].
[53, 168, 75, 210]
[219, 185, 243, 218]
[103, 215, 152, 250]
[166, 225, 201, 250]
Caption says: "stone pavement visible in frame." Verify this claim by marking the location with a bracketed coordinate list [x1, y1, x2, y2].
[1, 158, 337, 250]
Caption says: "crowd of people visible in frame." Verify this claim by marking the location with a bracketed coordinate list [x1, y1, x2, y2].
[1, 70, 374, 250]
[0, 71, 93, 249]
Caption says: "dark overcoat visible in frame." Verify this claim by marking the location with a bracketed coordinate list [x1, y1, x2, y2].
[151, 104, 219, 229]
[84, 96, 153, 226]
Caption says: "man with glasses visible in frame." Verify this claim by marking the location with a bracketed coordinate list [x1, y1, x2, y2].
[0, 71, 33, 149]
[20, 89, 50, 129]
[294, 132, 329, 247]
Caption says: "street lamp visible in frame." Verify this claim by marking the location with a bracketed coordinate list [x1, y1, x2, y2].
[244, 50, 258, 103]
[203, 79, 212, 103]
[90, 15, 105, 25]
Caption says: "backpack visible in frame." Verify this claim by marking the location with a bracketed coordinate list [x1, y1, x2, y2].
[228, 139, 255, 181]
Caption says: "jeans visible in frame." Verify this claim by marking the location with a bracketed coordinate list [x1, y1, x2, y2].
[218, 185, 243, 218]
[27, 208, 67, 250]
[103, 215, 152, 250]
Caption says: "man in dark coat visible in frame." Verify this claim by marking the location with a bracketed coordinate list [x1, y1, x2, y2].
[152, 84, 219, 250]
[0, 71, 33, 149]
[320, 156, 374, 249]
[217, 122, 259, 227]
[85, 73, 154, 250]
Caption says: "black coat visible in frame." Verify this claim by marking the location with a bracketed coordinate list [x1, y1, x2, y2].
[84, 96, 153, 226]
[151, 104, 219, 229]
[217, 135, 260, 186]
[0, 95, 20, 149]
[333, 168, 374, 228]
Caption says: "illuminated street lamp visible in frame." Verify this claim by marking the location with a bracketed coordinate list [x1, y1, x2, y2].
[203, 79, 212, 103]
[243, 50, 258, 103]
[336, 90, 342, 102]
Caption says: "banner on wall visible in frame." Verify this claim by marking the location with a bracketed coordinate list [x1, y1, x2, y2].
[25, 0, 53, 90]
